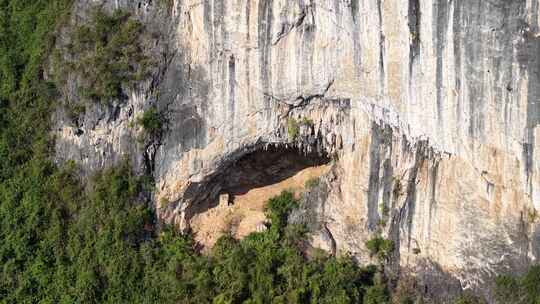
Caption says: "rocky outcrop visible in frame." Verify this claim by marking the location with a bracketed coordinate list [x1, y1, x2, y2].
[52, 0, 173, 176]
[54, 0, 540, 300]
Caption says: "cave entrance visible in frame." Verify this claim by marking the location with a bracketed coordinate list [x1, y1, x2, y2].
[189, 145, 331, 249]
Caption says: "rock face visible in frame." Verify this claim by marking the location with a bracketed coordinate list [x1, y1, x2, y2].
[55, 0, 540, 300]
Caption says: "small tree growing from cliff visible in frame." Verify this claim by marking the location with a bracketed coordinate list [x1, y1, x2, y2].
[136, 106, 164, 142]
[366, 236, 394, 262]
[137, 107, 162, 132]
[265, 190, 298, 234]
[287, 117, 300, 140]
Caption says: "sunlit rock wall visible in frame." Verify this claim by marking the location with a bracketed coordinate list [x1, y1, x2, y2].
[55, 0, 540, 298]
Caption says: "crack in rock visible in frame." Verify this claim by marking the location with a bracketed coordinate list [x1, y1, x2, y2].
[272, 3, 313, 45]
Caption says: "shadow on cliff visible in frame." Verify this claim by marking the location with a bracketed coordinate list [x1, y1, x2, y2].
[391, 260, 464, 303]
[182, 145, 331, 227]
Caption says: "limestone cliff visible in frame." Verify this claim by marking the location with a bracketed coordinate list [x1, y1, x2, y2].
[54, 0, 540, 300]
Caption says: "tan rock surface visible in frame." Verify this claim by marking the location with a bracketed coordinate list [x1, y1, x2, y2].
[191, 164, 330, 249]
[54, 0, 540, 297]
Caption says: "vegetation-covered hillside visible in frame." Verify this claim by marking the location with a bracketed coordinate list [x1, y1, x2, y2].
[0, 1, 538, 303]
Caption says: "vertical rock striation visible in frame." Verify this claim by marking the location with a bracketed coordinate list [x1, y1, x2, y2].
[54, 0, 540, 298]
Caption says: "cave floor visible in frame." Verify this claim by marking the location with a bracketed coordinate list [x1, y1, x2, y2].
[191, 164, 331, 250]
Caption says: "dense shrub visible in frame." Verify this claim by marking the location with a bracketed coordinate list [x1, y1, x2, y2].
[495, 275, 520, 303]
[136, 106, 163, 140]
[2, 1, 539, 303]
[366, 236, 394, 261]
[264, 190, 298, 232]
[364, 284, 390, 304]
[204, 191, 384, 303]
[494, 266, 540, 304]
[453, 293, 486, 304]
[1, 1, 381, 302]
[60, 8, 151, 103]
[288, 117, 300, 139]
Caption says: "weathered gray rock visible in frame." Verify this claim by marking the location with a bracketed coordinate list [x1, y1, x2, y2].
[54, 0, 540, 300]
[53, 0, 173, 176]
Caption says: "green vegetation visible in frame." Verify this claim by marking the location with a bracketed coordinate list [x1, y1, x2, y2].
[494, 266, 540, 304]
[3, 164, 387, 303]
[0, 1, 383, 301]
[60, 8, 151, 103]
[287, 116, 313, 140]
[300, 116, 314, 127]
[527, 207, 538, 223]
[159, 196, 172, 208]
[1, 1, 539, 303]
[305, 177, 320, 188]
[0, 0, 73, 181]
[363, 284, 390, 304]
[366, 236, 394, 261]
[204, 191, 385, 303]
[288, 117, 300, 139]
[157, 0, 174, 10]
[136, 106, 164, 141]
[380, 204, 390, 217]
[453, 293, 486, 304]
[377, 204, 389, 227]
[0, 1, 159, 301]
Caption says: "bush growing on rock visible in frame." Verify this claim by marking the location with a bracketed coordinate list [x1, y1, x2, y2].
[288, 117, 300, 139]
[453, 293, 486, 304]
[366, 236, 394, 261]
[136, 106, 163, 140]
[3, 1, 540, 303]
[494, 265, 540, 304]
[495, 275, 520, 303]
[0, 1, 384, 302]
[61, 8, 152, 104]
[364, 284, 390, 304]
[300, 117, 314, 127]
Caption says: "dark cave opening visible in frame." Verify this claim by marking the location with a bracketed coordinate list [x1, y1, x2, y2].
[221, 146, 331, 196]
[184, 145, 331, 231]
